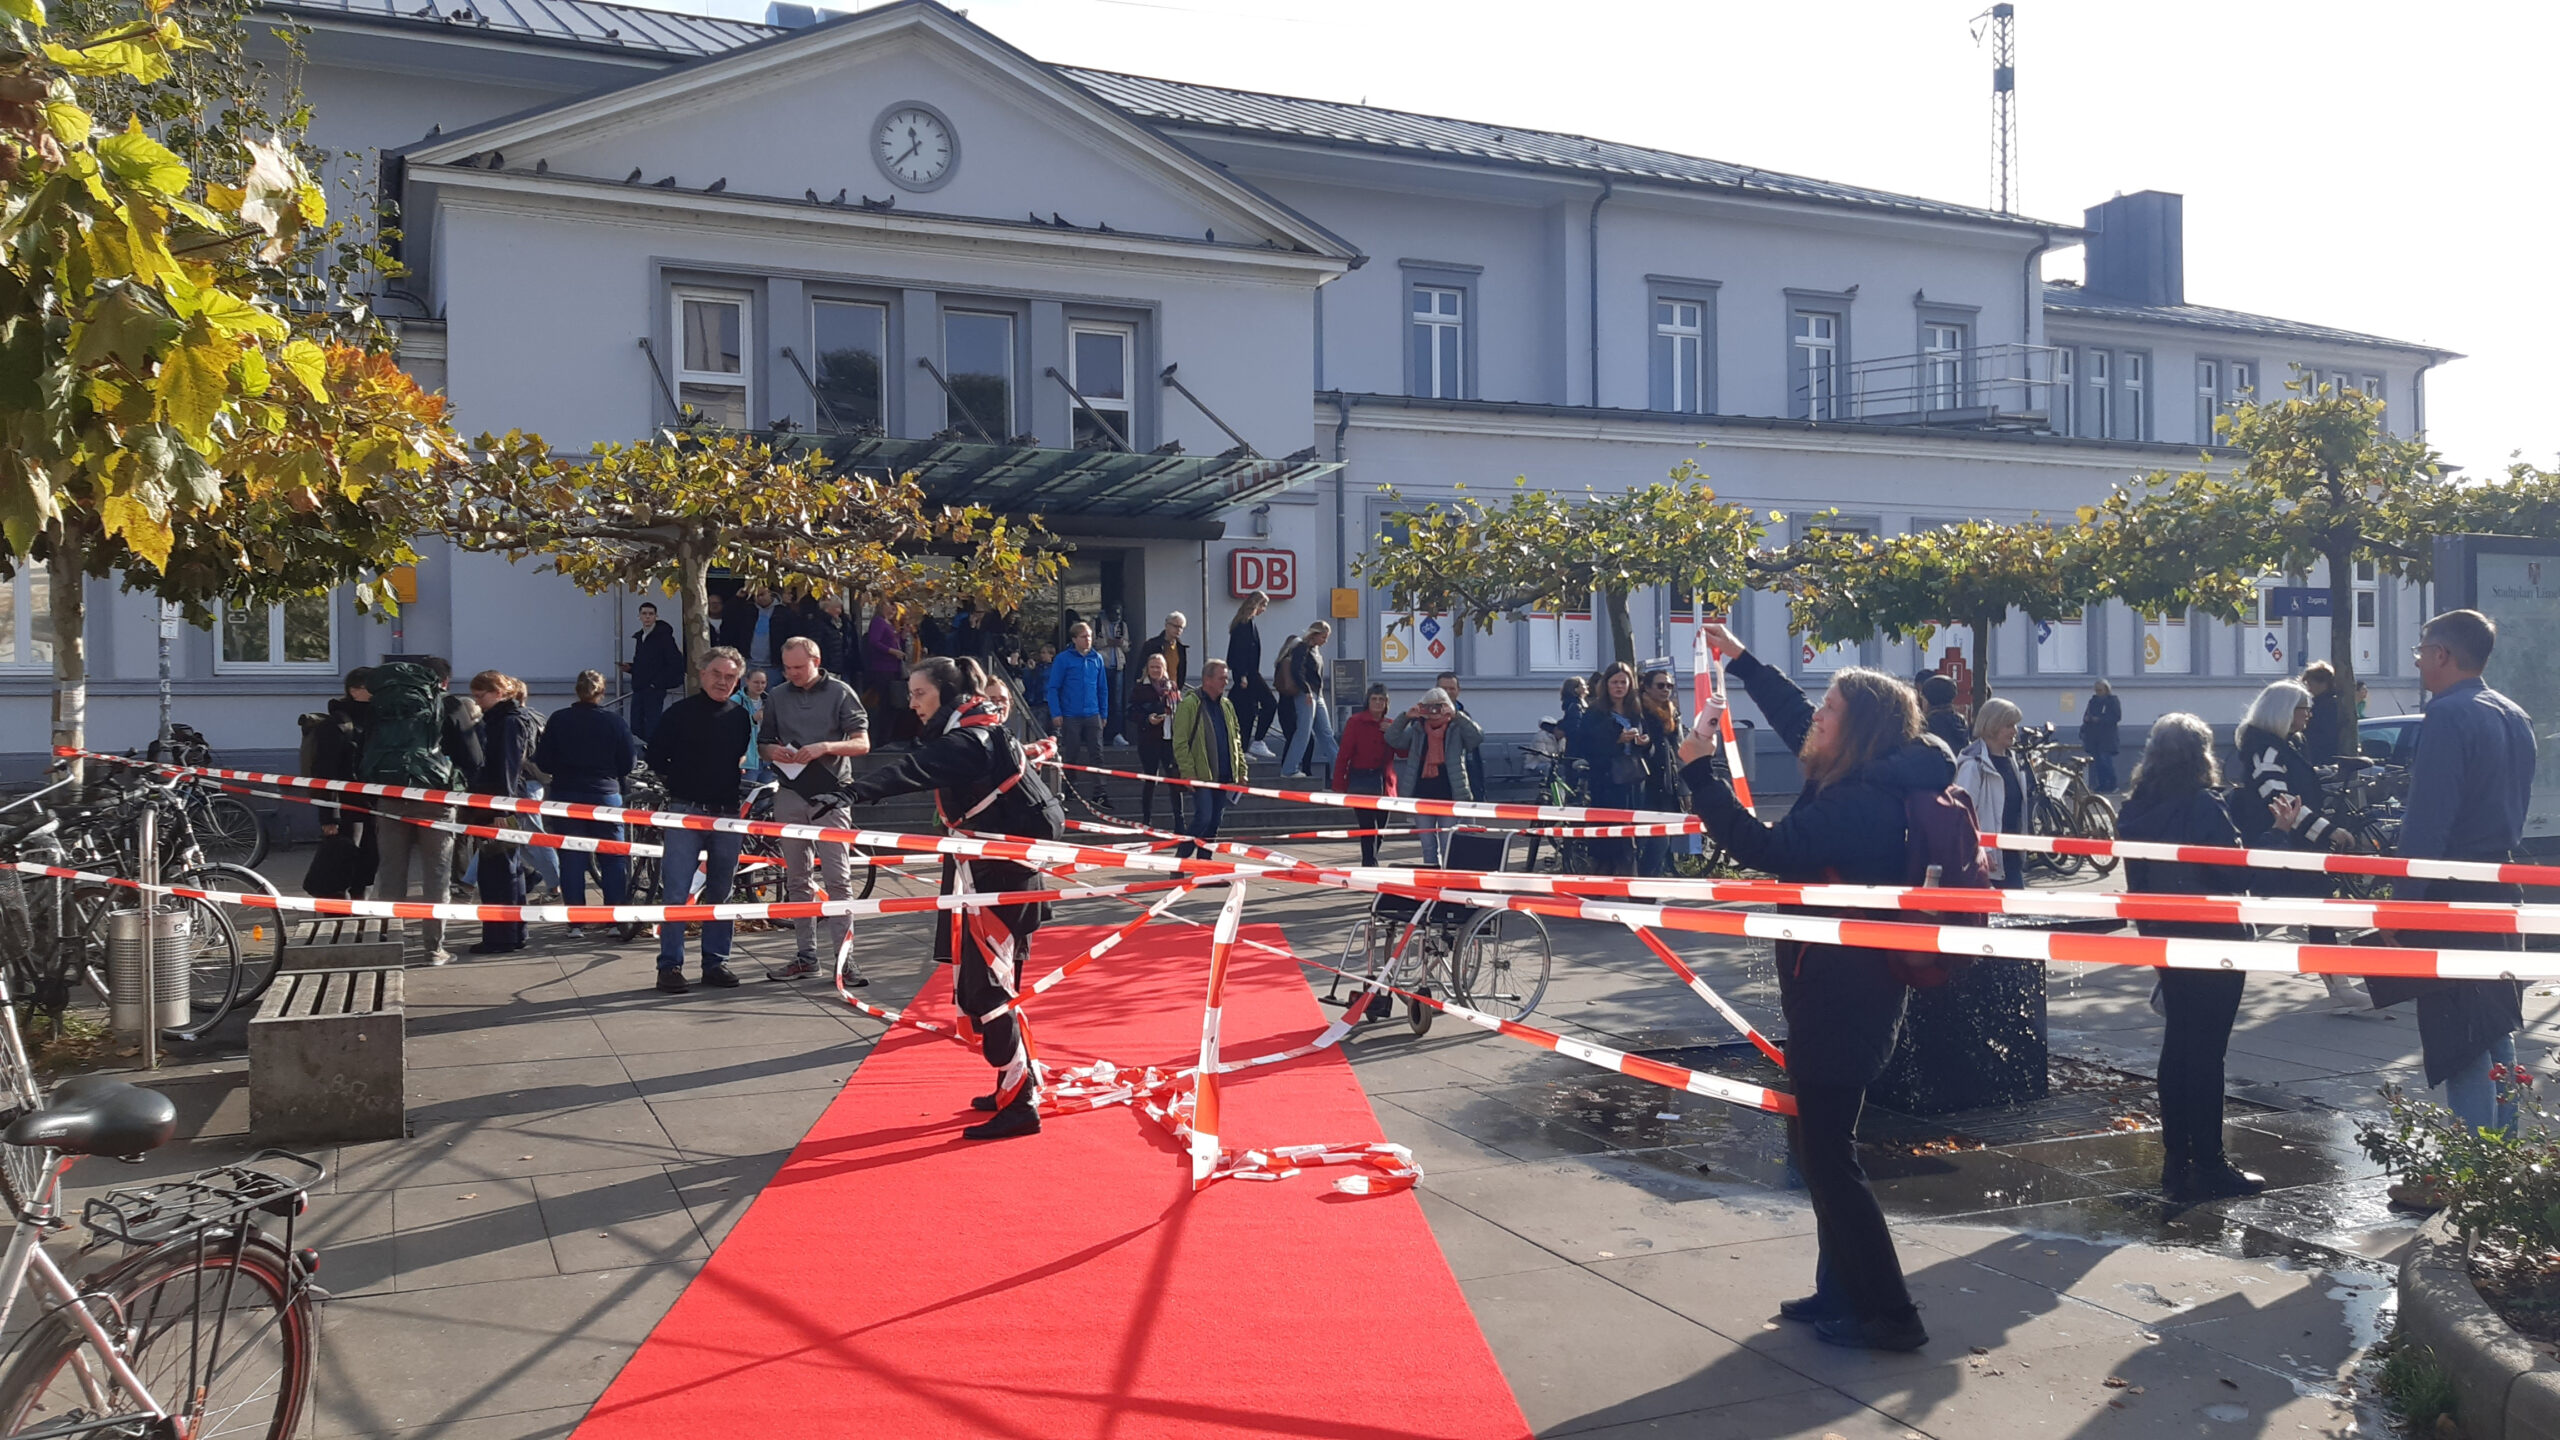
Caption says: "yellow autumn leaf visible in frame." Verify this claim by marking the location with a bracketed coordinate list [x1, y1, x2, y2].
[278, 338, 327, 399]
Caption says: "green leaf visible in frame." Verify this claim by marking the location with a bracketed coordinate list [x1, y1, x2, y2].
[153, 315, 232, 442]
[71, 280, 182, 370]
[187, 286, 287, 341]
[97, 117, 189, 198]
[277, 337, 325, 399]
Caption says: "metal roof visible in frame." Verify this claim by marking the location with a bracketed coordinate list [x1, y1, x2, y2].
[816, 434, 1337, 534]
[1062, 68, 2064, 232]
[268, 0, 778, 59]
[2045, 283, 2454, 356]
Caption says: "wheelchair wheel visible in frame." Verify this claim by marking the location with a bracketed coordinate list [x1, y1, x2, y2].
[1408, 982, 1434, 1038]
[1449, 908, 1553, 1022]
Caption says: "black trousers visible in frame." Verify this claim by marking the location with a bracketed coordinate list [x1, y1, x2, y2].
[952, 924, 1027, 1074]
[1234, 672, 1277, 743]
[2157, 968, 2246, 1164]
[476, 842, 526, 948]
[1789, 1080, 1915, 1322]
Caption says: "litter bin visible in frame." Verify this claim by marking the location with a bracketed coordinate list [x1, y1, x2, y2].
[107, 905, 193, 1035]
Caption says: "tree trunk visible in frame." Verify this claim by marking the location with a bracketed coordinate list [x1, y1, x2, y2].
[678, 551, 712, 694]
[47, 520, 88, 788]
[2326, 539, 2360, 761]
[1603, 587, 1636, 668]
[1969, 614, 1996, 713]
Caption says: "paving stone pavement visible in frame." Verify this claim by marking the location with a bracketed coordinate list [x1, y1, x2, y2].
[51, 843, 2560, 1438]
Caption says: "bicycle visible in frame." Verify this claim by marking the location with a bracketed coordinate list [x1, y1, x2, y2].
[1515, 741, 1593, 878]
[0, 970, 324, 1439]
[2013, 725, 2120, 879]
[144, 727, 267, 871]
[2322, 761, 2407, 901]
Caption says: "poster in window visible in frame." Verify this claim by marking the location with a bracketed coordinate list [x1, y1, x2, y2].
[2243, 587, 2288, 675]
[1379, 610, 1449, 674]
[2141, 613, 2190, 674]
[2033, 612, 2087, 673]
[1798, 634, 1857, 674]
[1528, 605, 1597, 673]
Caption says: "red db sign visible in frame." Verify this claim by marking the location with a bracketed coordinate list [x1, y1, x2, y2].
[1229, 549, 1297, 600]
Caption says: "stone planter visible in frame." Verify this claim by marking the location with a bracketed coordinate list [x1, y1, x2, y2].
[2399, 1213, 2560, 1440]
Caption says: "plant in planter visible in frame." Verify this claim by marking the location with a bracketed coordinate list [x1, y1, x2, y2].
[2361, 1070, 2560, 1341]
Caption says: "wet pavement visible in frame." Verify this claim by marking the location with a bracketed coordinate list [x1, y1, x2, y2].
[59, 839, 2560, 1438]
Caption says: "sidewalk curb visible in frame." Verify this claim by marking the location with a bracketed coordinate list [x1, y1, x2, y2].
[2399, 1213, 2560, 1440]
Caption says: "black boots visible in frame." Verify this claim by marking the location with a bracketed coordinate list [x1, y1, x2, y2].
[962, 1092, 1041, 1140]
[1813, 1311, 1929, 1352]
[2161, 1155, 2266, 1203]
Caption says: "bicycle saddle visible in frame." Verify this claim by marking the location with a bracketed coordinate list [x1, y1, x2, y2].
[5, 1076, 178, 1158]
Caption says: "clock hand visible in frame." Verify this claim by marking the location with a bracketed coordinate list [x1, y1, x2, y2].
[896, 140, 922, 164]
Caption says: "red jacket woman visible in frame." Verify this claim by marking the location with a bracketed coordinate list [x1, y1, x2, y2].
[1332, 684, 1404, 866]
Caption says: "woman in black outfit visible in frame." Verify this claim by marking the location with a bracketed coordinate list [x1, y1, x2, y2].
[1127, 653, 1181, 828]
[849, 657, 1067, 1140]
[2116, 712, 2271, 1203]
[1680, 622, 1941, 1352]
[1227, 591, 1275, 752]
[2232, 679, 2361, 1012]
[467, 670, 535, 955]
[1573, 662, 1649, 876]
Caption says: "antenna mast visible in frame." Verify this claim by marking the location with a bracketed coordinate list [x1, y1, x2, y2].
[1980, 3, 2018, 214]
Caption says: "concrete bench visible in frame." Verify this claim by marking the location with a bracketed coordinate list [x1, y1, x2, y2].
[249, 968, 405, 1144]
[281, 917, 404, 973]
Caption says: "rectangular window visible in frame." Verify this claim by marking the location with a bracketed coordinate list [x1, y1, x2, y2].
[2140, 611, 2190, 674]
[1068, 324, 1134, 449]
[810, 299, 887, 434]
[1378, 609, 1451, 674]
[1410, 286, 1464, 400]
[216, 593, 334, 673]
[1651, 299, 1707, 413]
[1923, 322, 1966, 410]
[674, 289, 750, 428]
[1793, 310, 1841, 420]
[2121, 352, 2148, 440]
[942, 309, 1014, 438]
[1527, 599, 1599, 673]
[2196, 360, 2220, 444]
[0, 569, 51, 667]
[2033, 610, 2089, 674]
[2051, 346, 2074, 435]
[2354, 559, 2380, 672]
[2087, 349, 2112, 438]
[2243, 585, 2290, 674]
[2362, 374, 2385, 414]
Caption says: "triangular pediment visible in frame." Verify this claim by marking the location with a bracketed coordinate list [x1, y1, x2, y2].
[400, 0, 1355, 260]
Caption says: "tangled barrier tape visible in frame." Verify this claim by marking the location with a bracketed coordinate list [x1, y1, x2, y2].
[44, 748, 2560, 1190]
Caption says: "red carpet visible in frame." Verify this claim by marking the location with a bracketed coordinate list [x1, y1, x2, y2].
[572, 921, 1532, 1440]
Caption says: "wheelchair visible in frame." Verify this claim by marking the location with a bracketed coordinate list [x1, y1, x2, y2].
[1337, 828, 1553, 1037]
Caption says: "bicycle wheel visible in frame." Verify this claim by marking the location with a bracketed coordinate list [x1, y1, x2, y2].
[0, 1233, 314, 1439]
[191, 791, 269, 868]
[176, 864, 286, 1005]
[81, 895, 245, 1026]
[620, 855, 662, 944]
[2072, 794, 2121, 878]
[2333, 818, 2393, 901]
[2031, 794, 2084, 877]
[1449, 908, 1553, 1022]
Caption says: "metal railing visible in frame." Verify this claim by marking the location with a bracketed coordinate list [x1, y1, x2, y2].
[1796, 342, 2060, 430]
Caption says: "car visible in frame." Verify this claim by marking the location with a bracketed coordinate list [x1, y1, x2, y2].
[2358, 714, 2423, 765]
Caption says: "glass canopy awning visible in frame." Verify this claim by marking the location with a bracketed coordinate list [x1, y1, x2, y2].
[815, 434, 1339, 531]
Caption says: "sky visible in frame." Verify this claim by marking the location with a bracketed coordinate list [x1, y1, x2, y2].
[680, 0, 2552, 477]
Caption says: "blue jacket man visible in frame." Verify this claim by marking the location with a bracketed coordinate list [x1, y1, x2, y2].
[1046, 622, 1114, 806]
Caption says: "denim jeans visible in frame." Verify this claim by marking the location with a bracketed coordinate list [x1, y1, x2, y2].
[656, 808, 744, 973]
[518, 781, 561, 893]
[1281, 695, 1336, 775]
[552, 795, 629, 909]
[1179, 789, 1232, 859]
[2444, 1031, 2520, 1135]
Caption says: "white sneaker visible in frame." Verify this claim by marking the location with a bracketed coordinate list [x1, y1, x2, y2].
[1248, 742, 1277, 761]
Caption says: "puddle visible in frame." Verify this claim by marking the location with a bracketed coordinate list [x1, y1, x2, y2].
[2202, 1402, 2250, 1422]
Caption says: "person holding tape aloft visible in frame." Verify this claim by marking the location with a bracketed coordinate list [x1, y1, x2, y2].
[849, 656, 1068, 1141]
[1680, 619, 1938, 1354]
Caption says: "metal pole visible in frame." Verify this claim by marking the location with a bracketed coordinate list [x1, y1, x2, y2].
[156, 601, 175, 756]
[136, 804, 156, 1071]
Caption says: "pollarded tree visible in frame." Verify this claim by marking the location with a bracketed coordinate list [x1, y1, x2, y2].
[1763, 517, 2093, 712]
[2080, 377, 2446, 759]
[0, 0, 463, 768]
[1354, 461, 1767, 667]
[447, 429, 1063, 685]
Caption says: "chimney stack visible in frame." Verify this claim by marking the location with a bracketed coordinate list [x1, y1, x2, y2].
[2081, 191, 2184, 307]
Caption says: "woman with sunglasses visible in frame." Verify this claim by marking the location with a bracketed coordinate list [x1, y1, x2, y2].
[1636, 669, 1685, 876]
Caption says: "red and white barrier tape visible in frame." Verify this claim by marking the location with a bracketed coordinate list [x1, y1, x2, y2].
[1042, 758, 1697, 829]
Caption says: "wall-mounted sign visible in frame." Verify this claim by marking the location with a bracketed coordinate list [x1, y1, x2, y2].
[1228, 548, 1297, 600]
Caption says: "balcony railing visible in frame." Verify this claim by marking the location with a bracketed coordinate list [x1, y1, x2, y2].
[1797, 342, 2059, 430]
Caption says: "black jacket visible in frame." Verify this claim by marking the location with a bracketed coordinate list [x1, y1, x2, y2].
[475, 698, 536, 809]
[1575, 704, 1647, 809]
[1227, 621, 1263, 686]
[2303, 691, 2344, 765]
[646, 691, 753, 809]
[2078, 692, 2122, 756]
[1925, 706, 1971, 755]
[1134, 633, 1189, 694]
[1682, 650, 1949, 1086]
[533, 701, 637, 796]
[849, 709, 1064, 954]
[2116, 786, 2249, 942]
[303, 697, 371, 825]
[630, 622, 684, 693]
[2230, 723, 2335, 852]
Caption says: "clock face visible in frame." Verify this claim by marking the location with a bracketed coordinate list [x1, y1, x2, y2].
[873, 104, 956, 191]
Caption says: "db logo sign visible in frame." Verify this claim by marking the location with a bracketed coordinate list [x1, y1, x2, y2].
[1229, 549, 1297, 600]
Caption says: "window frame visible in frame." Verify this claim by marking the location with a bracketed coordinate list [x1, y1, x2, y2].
[2120, 350, 2149, 440]
[1398, 260, 1481, 402]
[2195, 359, 2220, 445]
[670, 285, 753, 429]
[1914, 303, 1980, 415]
[0, 568, 52, 669]
[1066, 319, 1138, 450]
[1785, 288, 1853, 422]
[2051, 345, 2075, 435]
[213, 592, 337, 676]
[939, 303, 1022, 439]
[807, 293, 894, 436]
[2086, 347, 2112, 438]
[1645, 276, 1720, 415]
[2026, 606, 2094, 676]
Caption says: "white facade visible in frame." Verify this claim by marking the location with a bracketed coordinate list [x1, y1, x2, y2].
[0, 0, 2457, 772]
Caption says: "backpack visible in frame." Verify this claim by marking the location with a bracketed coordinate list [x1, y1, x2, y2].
[1273, 637, 1302, 696]
[1886, 784, 1994, 989]
[979, 727, 1065, 843]
[296, 712, 332, 782]
[357, 662, 463, 791]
